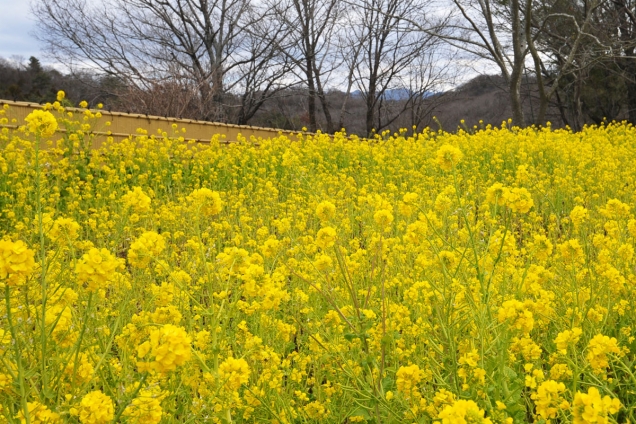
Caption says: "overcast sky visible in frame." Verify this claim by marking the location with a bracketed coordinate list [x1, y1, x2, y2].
[0, 1, 45, 62]
[0, 0, 494, 88]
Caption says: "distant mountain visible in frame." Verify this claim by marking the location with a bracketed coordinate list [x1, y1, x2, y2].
[351, 88, 437, 100]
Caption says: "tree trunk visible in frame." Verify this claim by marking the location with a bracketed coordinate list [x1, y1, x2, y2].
[212, 67, 226, 122]
[306, 58, 317, 132]
[366, 78, 376, 137]
[614, 0, 636, 124]
[625, 62, 636, 125]
[337, 90, 352, 132]
[621, 45, 636, 124]
[510, 0, 526, 127]
[337, 67, 357, 132]
[554, 89, 571, 128]
[314, 71, 334, 133]
[524, 0, 547, 125]
[198, 82, 215, 122]
[509, 68, 525, 127]
[573, 74, 584, 131]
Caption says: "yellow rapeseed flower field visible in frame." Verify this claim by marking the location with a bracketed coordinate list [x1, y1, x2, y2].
[0, 98, 635, 423]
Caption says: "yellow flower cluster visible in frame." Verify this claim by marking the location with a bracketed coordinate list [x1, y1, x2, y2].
[396, 364, 424, 398]
[16, 402, 61, 424]
[437, 399, 492, 424]
[570, 206, 589, 228]
[531, 380, 568, 422]
[219, 356, 251, 391]
[498, 300, 534, 333]
[45, 302, 76, 347]
[77, 391, 114, 424]
[304, 400, 329, 419]
[75, 248, 120, 292]
[572, 387, 621, 424]
[123, 387, 163, 424]
[457, 349, 486, 390]
[48, 217, 81, 242]
[187, 187, 223, 216]
[128, 231, 166, 268]
[315, 226, 337, 249]
[373, 209, 394, 229]
[137, 324, 192, 374]
[554, 328, 583, 355]
[2, 106, 635, 423]
[316, 200, 336, 221]
[586, 334, 622, 375]
[486, 183, 534, 213]
[0, 239, 35, 286]
[122, 187, 152, 214]
[24, 109, 58, 137]
[435, 144, 463, 171]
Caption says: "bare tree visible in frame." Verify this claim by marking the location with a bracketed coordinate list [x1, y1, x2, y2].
[32, 0, 290, 124]
[266, 0, 344, 132]
[375, 0, 607, 126]
[401, 50, 458, 131]
[604, 0, 636, 122]
[525, 0, 609, 126]
[227, 6, 297, 124]
[334, 27, 366, 132]
[415, 0, 531, 125]
[114, 71, 206, 119]
[346, 0, 447, 135]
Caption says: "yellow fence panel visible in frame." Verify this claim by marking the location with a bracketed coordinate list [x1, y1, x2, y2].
[0, 99, 307, 147]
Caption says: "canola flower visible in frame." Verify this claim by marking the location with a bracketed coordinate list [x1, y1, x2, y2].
[187, 187, 223, 216]
[0, 102, 634, 423]
[555, 328, 583, 355]
[316, 200, 336, 221]
[76, 391, 114, 424]
[75, 248, 120, 292]
[15, 401, 61, 424]
[315, 226, 337, 249]
[122, 187, 152, 214]
[219, 357, 251, 391]
[47, 217, 81, 242]
[586, 334, 623, 375]
[531, 380, 568, 422]
[0, 239, 36, 286]
[437, 399, 492, 424]
[572, 387, 621, 424]
[396, 364, 424, 398]
[137, 324, 192, 374]
[24, 109, 58, 138]
[122, 386, 164, 424]
[128, 231, 166, 269]
[434, 144, 463, 171]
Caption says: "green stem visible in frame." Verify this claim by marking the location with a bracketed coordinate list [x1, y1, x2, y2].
[111, 373, 148, 423]
[35, 129, 51, 401]
[5, 285, 30, 424]
[71, 292, 94, 387]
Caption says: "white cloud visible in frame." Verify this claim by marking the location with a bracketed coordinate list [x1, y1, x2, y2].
[0, 0, 44, 61]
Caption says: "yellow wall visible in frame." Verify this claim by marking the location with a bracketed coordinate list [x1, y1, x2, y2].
[0, 99, 309, 146]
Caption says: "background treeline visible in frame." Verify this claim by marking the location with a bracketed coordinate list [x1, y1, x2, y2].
[0, 57, 530, 134]
[4, 0, 635, 135]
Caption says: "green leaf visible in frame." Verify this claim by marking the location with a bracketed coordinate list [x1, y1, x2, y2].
[381, 377, 394, 392]
[350, 407, 372, 420]
[508, 386, 523, 404]
[359, 354, 376, 368]
[381, 333, 393, 347]
[344, 333, 359, 342]
[503, 366, 517, 379]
